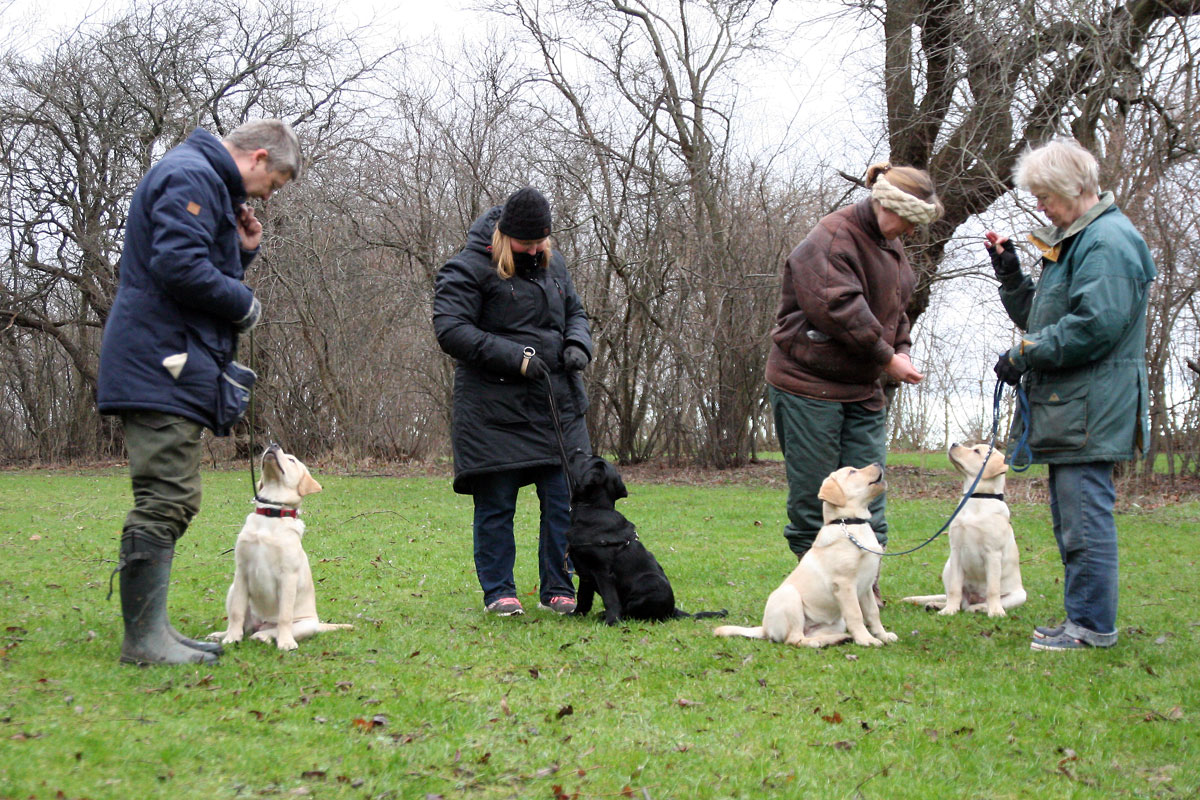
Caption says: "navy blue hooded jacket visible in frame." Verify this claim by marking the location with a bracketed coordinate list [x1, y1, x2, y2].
[97, 128, 258, 434]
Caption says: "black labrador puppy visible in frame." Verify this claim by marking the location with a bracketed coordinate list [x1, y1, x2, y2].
[565, 451, 726, 625]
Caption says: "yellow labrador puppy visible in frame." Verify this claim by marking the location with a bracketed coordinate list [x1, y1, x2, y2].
[208, 444, 352, 651]
[714, 464, 896, 648]
[901, 443, 1026, 617]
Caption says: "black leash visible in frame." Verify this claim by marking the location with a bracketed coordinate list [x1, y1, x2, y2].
[845, 379, 1028, 558]
[541, 369, 576, 501]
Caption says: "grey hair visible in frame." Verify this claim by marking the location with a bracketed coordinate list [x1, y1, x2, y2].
[223, 119, 303, 179]
[1014, 138, 1100, 199]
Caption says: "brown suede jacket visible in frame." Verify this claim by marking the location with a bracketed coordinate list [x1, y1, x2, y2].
[765, 199, 914, 411]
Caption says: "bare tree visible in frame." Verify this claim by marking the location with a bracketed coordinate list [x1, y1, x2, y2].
[0, 0, 394, 461]
[854, 0, 1200, 321]
[502, 0, 789, 466]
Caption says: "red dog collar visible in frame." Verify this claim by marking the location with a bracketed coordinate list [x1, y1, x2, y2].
[255, 506, 298, 518]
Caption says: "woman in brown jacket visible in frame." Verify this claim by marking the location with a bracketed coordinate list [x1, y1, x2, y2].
[766, 163, 942, 569]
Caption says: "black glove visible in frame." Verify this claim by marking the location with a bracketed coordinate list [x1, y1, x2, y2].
[563, 345, 589, 372]
[522, 354, 548, 381]
[994, 352, 1023, 386]
[234, 296, 262, 334]
[986, 240, 1020, 279]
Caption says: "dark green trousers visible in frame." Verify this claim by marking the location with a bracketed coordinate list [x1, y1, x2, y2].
[121, 411, 204, 544]
[770, 386, 888, 558]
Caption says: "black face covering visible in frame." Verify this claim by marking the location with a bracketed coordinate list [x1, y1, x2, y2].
[513, 250, 542, 277]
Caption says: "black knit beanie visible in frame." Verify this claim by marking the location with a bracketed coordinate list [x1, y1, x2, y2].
[497, 187, 552, 240]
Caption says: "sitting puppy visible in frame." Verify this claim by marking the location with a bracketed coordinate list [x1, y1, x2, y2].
[566, 451, 726, 625]
[901, 442, 1026, 617]
[714, 464, 896, 648]
[208, 444, 353, 651]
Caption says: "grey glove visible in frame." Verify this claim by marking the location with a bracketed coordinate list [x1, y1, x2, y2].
[563, 345, 589, 372]
[234, 296, 262, 334]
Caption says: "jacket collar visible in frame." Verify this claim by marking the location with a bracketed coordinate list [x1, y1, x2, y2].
[185, 128, 248, 206]
[1027, 191, 1115, 259]
[852, 198, 899, 247]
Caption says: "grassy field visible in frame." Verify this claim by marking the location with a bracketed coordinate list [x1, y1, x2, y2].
[1, 462, 1198, 799]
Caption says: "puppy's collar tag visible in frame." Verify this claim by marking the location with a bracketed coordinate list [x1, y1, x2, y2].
[256, 506, 299, 518]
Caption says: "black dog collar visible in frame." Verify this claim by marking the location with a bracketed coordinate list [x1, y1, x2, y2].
[970, 493, 1005, 501]
[830, 517, 871, 526]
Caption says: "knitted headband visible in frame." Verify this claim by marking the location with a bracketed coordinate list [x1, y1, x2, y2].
[871, 175, 940, 225]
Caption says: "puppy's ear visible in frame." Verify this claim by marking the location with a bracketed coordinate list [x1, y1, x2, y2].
[983, 452, 1009, 479]
[817, 475, 847, 508]
[297, 471, 323, 497]
[604, 463, 628, 500]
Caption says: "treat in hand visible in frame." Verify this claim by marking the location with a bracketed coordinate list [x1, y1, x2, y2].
[985, 231, 1000, 245]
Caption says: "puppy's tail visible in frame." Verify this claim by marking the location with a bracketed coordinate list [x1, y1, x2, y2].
[900, 594, 946, 606]
[673, 607, 728, 620]
[317, 623, 355, 632]
[713, 624, 766, 639]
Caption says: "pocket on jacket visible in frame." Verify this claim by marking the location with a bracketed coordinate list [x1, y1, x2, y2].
[458, 369, 532, 426]
[1027, 377, 1088, 452]
[214, 360, 257, 437]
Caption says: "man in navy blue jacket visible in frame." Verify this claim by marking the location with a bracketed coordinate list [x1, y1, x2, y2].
[97, 119, 301, 664]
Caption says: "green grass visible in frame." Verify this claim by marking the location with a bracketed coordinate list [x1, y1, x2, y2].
[1, 466, 1198, 799]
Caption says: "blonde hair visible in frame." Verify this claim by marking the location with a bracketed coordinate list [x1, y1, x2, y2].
[491, 228, 551, 279]
[1014, 138, 1100, 199]
[865, 162, 944, 224]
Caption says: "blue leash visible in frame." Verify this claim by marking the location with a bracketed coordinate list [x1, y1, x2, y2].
[845, 378, 1031, 557]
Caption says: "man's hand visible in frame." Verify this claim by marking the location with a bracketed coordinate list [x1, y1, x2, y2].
[563, 345, 589, 372]
[237, 204, 263, 251]
[235, 296, 262, 334]
[994, 352, 1023, 386]
[885, 352, 923, 385]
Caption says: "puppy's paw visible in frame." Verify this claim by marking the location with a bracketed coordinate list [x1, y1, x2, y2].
[220, 631, 243, 645]
[854, 634, 884, 646]
[250, 630, 274, 643]
[276, 637, 298, 651]
[207, 630, 226, 642]
[986, 607, 1007, 618]
[877, 631, 898, 644]
[936, 605, 958, 616]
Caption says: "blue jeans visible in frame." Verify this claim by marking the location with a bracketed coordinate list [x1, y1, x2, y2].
[1048, 462, 1119, 646]
[472, 465, 574, 607]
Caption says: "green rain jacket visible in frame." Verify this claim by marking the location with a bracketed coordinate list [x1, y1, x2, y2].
[999, 193, 1156, 464]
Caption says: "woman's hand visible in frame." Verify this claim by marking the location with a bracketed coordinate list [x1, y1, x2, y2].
[885, 352, 923, 385]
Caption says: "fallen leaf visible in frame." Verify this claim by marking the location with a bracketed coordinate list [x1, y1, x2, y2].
[832, 740, 854, 750]
[300, 770, 326, 780]
[533, 764, 559, 778]
[821, 712, 843, 724]
[556, 705, 573, 719]
[500, 696, 512, 717]
[676, 698, 700, 707]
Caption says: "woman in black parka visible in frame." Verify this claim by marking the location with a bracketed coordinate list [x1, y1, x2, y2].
[433, 188, 593, 617]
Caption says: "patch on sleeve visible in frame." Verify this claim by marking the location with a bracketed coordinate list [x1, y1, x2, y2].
[186, 201, 202, 216]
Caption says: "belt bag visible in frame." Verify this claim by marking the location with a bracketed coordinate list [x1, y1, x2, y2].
[214, 360, 257, 437]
